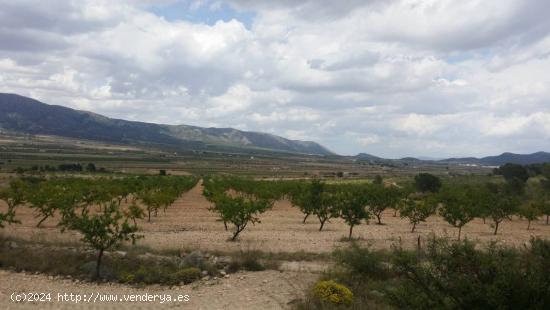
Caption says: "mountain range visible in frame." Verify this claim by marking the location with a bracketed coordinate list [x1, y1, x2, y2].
[1, 93, 549, 166]
[355, 152, 550, 166]
[0, 93, 332, 156]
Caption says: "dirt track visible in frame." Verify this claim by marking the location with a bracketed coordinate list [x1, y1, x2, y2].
[0, 269, 316, 309]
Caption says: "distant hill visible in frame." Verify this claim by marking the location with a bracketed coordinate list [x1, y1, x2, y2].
[441, 152, 550, 166]
[0, 93, 333, 156]
[352, 152, 550, 166]
[355, 153, 383, 161]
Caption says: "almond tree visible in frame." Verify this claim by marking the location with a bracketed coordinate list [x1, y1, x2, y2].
[0, 180, 26, 227]
[209, 192, 273, 241]
[60, 201, 141, 279]
[483, 183, 519, 235]
[368, 184, 401, 225]
[438, 186, 477, 240]
[399, 194, 437, 233]
[519, 201, 543, 230]
[314, 190, 340, 231]
[289, 179, 324, 224]
[334, 187, 370, 239]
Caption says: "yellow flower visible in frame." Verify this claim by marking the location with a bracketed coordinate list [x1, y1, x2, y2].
[313, 280, 353, 306]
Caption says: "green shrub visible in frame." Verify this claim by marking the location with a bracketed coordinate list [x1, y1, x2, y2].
[171, 267, 201, 284]
[333, 243, 389, 281]
[312, 280, 353, 306]
[387, 237, 550, 309]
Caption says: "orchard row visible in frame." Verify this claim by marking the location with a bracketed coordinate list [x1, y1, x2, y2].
[204, 174, 550, 240]
[0, 175, 198, 278]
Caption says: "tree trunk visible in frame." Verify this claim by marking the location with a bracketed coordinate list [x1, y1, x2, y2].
[546, 215, 549, 225]
[493, 221, 499, 235]
[319, 218, 326, 231]
[95, 249, 104, 280]
[36, 215, 48, 227]
[393, 209, 398, 217]
[457, 226, 462, 241]
[231, 228, 242, 241]
[411, 222, 416, 233]
[302, 213, 310, 224]
[148, 210, 151, 222]
[376, 213, 382, 225]
[223, 221, 228, 231]
[527, 220, 531, 230]
[482, 217, 486, 224]
[348, 225, 354, 240]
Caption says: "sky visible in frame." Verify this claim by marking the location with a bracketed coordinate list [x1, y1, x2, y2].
[1, 0, 549, 158]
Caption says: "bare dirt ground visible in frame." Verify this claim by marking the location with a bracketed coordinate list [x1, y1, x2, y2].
[2, 181, 549, 253]
[0, 269, 316, 309]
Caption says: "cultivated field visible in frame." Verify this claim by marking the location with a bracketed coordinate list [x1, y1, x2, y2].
[2, 181, 548, 254]
[2, 175, 550, 309]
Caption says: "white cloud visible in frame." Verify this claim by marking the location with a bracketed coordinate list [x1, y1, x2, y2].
[1, 0, 550, 157]
[357, 135, 380, 146]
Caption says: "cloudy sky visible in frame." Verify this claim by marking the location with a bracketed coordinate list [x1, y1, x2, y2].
[1, 0, 549, 158]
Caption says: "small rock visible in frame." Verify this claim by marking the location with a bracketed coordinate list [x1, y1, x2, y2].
[115, 251, 127, 257]
[224, 274, 229, 278]
[215, 256, 232, 268]
[8, 241, 18, 249]
[201, 270, 208, 276]
[184, 251, 204, 268]
[201, 276, 210, 281]
[220, 270, 227, 276]
[262, 280, 268, 284]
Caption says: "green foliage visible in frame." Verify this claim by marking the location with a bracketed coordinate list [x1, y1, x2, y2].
[519, 201, 543, 230]
[204, 177, 274, 240]
[367, 184, 402, 225]
[414, 173, 442, 193]
[437, 185, 478, 240]
[388, 238, 550, 310]
[0, 180, 27, 227]
[482, 183, 520, 234]
[333, 243, 389, 282]
[314, 190, 341, 232]
[322, 238, 550, 310]
[213, 194, 273, 241]
[289, 179, 325, 224]
[312, 280, 354, 307]
[399, 193, 437, 233]
[373, 174, 383, 185]
[494, 163, 529, 183]
[60, 201, 142, 279]
[332, 186, 370, 239]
